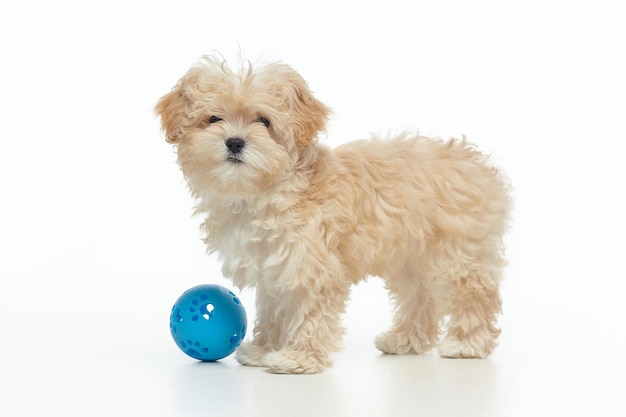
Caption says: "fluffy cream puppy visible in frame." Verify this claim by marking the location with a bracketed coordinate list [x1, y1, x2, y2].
[156, 55, 510, 374]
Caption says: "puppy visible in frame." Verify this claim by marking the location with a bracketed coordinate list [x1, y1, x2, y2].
[156, 55, 510, 374]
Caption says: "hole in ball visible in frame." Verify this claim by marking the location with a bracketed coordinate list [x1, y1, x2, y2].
[173, 308, 183, 323]
[201, 304, 215, 320]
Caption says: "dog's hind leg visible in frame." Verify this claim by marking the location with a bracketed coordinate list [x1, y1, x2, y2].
[375, 261, 441, 355]
[437, 255, 503, 359]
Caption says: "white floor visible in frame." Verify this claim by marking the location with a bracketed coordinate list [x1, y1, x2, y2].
[2, 1, 626, 416]
[1, 278, 624, 417]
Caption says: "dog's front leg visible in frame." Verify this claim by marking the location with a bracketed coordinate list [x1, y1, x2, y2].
[262, 281, 350, 374]
[236, 228, 351, 374]
[235, 284, 284, 368]
[236, 272, 349, 374]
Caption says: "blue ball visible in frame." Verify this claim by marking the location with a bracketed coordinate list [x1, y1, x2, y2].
[169, 284, 247, 361]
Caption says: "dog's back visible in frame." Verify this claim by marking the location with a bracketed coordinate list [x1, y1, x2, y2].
[310, 134, 510, 281]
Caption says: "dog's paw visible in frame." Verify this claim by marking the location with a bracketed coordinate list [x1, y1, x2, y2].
[375, 331, 433, 355]
[438, 337, 492, 359]
[235, 342, 268, 367]
[264, 350, 328, 374]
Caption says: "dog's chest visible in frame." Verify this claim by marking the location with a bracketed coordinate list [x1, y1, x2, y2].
[207, 205, 290, 286]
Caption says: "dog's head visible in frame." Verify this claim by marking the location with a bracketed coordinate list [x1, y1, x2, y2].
[155, 56, 330, 198]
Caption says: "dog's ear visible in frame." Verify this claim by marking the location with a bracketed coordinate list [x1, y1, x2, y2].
[155, 80, 187, 144]
[284, 71, 331, 148]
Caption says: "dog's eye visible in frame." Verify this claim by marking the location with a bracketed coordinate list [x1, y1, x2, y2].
[207, 115, 222, 124]
[256, 116, 271, 128]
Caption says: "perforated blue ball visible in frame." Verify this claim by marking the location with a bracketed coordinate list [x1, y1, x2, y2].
[169, 284, 247, 361]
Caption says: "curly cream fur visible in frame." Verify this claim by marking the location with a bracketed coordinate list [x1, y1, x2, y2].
[156, 55, 511, 374]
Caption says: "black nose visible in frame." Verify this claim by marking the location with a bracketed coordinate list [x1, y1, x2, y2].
[225, 137, 246, 154]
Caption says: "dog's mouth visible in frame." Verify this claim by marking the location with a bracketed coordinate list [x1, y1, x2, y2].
[226, 155, 244, 164]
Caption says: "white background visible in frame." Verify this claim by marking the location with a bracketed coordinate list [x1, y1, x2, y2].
[1, 0, 625, 416]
